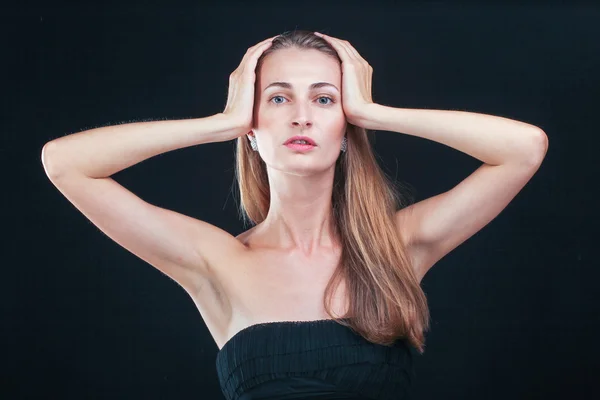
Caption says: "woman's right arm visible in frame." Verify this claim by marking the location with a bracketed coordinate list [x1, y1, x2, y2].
[41, 114, 248, 295]
[42, 113, 240, 179]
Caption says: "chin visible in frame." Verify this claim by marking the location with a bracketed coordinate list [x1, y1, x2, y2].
[277, 160, 337, 177]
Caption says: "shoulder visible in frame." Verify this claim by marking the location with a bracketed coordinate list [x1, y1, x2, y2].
[186, 226, 254, 341]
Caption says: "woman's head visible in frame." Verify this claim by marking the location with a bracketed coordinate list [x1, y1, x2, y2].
[250, 46, 347, 177]
[249, 33, 347, 177]
[236, 30, 364, 222]
[234, 30, 430, 353]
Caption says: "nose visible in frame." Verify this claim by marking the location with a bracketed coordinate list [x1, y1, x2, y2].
[292, 119, 312, 128]
[291, 102, 312, 128]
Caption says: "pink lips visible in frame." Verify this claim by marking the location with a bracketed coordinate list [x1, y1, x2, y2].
[285, 142, 316, 151]
[284, 136, 317, 146]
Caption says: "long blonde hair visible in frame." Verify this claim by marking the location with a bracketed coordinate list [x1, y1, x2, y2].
[234, 30, 430, 353]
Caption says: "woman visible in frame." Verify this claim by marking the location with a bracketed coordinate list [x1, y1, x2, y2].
[42, 30, 548, 399]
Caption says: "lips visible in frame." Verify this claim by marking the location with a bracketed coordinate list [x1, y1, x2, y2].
[284, 136, 317, 146]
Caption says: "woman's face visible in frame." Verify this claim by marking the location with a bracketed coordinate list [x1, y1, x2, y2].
[250, 48, 347, 176]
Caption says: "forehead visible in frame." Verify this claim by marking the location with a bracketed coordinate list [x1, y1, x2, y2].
[259, 48, 340, 89]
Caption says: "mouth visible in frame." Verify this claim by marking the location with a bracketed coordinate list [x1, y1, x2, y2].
[284, 136, 317, 146]
[284, 142, 317, 151]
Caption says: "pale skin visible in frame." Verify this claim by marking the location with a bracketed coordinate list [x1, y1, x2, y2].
[42, 32, 547, 349]
[309, 32, 548, 283]
[245, 32, 547, 283]
[244, 47, 347, 257]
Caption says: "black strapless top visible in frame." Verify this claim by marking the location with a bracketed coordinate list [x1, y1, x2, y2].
[215, 319, 414, 400]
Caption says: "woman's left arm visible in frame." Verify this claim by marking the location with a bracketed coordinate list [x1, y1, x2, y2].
[362, 105, 548, 282]
[357, 104, 548, 166]
[315, 31, 548, 281]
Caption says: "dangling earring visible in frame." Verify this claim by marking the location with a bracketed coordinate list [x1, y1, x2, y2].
[249, 135, 258, 151]
[340, 135, 348, 153]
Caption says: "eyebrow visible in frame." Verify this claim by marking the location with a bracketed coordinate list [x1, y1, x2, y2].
[263, 81, 339, 92]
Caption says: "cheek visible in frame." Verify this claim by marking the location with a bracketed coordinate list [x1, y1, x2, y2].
[255, 105, 278, 127]
[329, 118, 347, 135]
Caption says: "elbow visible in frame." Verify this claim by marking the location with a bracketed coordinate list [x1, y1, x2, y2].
[42, 141, 65, 180]
[512, 129, 548, 167]
[531, 129, 549, 165]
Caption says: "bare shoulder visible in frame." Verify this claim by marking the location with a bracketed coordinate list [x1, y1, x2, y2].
[184, 223, 253, 342]
[198, 224, 258, 307]
[200, 224, 250, 274]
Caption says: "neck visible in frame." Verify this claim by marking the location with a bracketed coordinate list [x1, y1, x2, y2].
[262, 167, 338, 256]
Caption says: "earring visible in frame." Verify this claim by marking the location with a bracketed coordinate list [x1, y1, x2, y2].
[340, 135, 347, 153]
[249, 135, 258, 151]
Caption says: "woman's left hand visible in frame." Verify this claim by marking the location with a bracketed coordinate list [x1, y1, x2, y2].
[314, 32, 375, 127]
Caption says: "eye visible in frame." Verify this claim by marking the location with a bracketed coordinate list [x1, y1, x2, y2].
[270, 95, 286, 104]
[268, 95, 335, 105]
[317, 96, 334, 105]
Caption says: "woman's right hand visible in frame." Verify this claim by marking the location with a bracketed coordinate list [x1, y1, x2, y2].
[221, 36, 276, 140]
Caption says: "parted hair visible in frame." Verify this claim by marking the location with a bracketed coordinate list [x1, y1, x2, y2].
[234, 29, 430, 353]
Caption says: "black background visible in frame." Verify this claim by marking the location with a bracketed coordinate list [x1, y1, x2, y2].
[4, 1, 599, 399]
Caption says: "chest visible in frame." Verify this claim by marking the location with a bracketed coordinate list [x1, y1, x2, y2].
[219, 248, 349, 328]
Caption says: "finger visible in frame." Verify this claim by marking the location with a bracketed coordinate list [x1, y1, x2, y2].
[316, 32, 364, 63]
[246, 37, 276, 58]
[332, 38, 372, 76]
[342, 41, 361, 60]
[334, 38, 363, 63]
[315, 32, 350, 62]
[256, 35, 278, 47]
[249, 38, 275, 59]
[239, 38, 275, 72]
[339, 41, 360, 63]
[315, 33, 354, 63]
